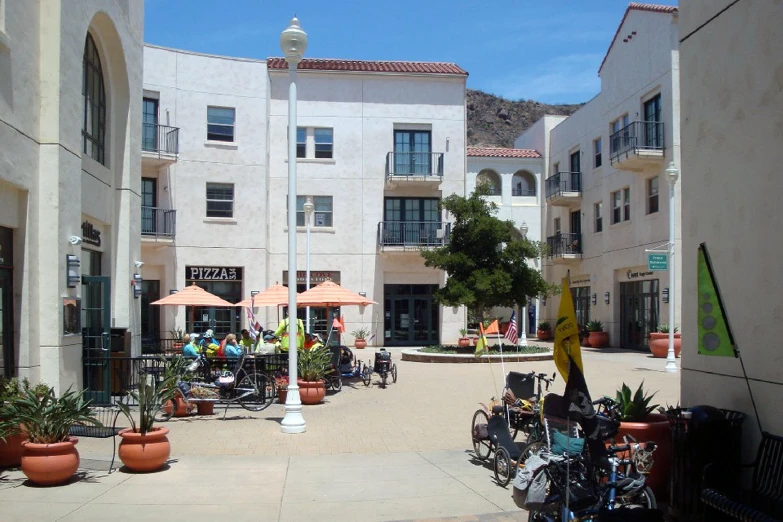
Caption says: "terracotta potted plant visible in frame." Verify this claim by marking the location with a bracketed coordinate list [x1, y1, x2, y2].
[586, 320, 609, 348]
[0, 377, 50, 468]
[116, 357, 184, 472]
[649, 324, 681, 358]
[613, 382, 670, 499]
[190, 386, 217, 415]
[536, 321, 551, 341]
[0, 386, 99, 486]
[274, 374, 289, 403]
[457, 328, 471, 348]
[169, 327, 185, 354]
[297, 345, 331, 405]
[351, 327, 371, 350]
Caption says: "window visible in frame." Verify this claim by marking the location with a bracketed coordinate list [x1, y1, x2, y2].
[594, 202, 603, 233]
[624, 187, 631, 221]
[594, 138, 602, 168]
[142, 98, 158, 152]
[570, 150, 580, 173]
[293, 196, 333, 227]
[82, 34, 106, 165]
[296, 128, 306, 158]
[554, 217, 561, 235]
[314, 128, 333, 159]
[647, 177, 659, 214]
[611, 188, 630, 224]
[207, 107, 235, 142]
[206, 183, 234, 218]
[393, 130, 432, 175]
[643, 94, 663, 148]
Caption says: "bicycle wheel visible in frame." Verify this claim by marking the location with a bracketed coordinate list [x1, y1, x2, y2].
[520, 440, 546, 462]
[361, 365, 372, 386]
[381, 370, 388, 387]
[616, 485, 657, 510]
[391, 363, 398, 383]
[332, 374, 343, 391]
[494, 446, 514, 486]
[154, 399, 175, 422]
[237, 372, 273, 412]
[471, 409, 491, 461]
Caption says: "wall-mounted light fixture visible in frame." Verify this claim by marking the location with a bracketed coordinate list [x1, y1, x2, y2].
[132, 273, 143, 299]
[359, 292, 367, 297]
[250, 290, 260, 297]
[66, 255, 81, 288]
[591, 293, 597, 305]
[662, 288, 669, 304]
[604, 292, 611, 305]
[169, 289, 178, 295]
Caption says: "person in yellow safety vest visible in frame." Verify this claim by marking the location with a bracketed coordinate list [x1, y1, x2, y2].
[273, 315, 305, 352]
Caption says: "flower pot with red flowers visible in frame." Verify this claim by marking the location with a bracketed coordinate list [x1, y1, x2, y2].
[649, 325, 681, 358]
[1, 387, 99, 486]
[297, 346, 330, 405]
[274, 374, 289, 403]
[457, 329, 471, 348]
[536, 322, 551, 341]
[586, 320, 609, 348]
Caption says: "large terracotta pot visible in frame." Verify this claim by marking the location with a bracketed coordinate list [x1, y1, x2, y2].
[163, 397, 191, 417]
[615, 413, 671, 499]
[21, 437, 79, 486]
[0, 430, 25, 468]
[649, 333, 681, 358]
[278, 388, 287, 404]
[297, 379, 326, 405]
[118, 427, 171, 472]
[354, 339, 367, 350]
[588, 331, 609, 348]
[457, 338, 471, 348]
[536, 330, 551, 341]
[195, 401, 214, 415]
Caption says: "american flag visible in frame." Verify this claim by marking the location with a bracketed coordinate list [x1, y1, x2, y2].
[505, 310, 519, 345]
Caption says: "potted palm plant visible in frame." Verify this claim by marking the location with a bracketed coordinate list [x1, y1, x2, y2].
[458, 328, 471, 348]
[169, 327, 185, 353]
[297, 345, 332, 405]
[0, 377, 50, 468]
[0, 387, 99, 486]
[586, 320, 609, 348]
[536, 321, 551, 341]
[351, 327, 371, 349]
[115, 356, 185, 472]
[649, 324, 681, 358]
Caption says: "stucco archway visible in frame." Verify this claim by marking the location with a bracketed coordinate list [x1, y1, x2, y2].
[477, 169, 501, 195]
[512, 170, 536, 196]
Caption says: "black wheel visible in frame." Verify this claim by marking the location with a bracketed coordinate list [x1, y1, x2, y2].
[361, 365, 372, 386]
[520, 441, 546, 463]
[494, 446, 514, 486]
[381, 370, 388, 387]
[471, 409, 491, 461]
[237, 372, 273, 412]
[154, 398, 175, 422]
[616, 485, 657, 510]
[333, 375, 342, 391]
[391, 363, 397, 383]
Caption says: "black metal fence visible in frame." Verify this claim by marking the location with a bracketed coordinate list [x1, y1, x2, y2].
[377, 221, 451, 248]
[141, 206, 176, 239]
[512, 187, 536, 197]
[609, 120, 664, 163]
[546, 232, 582, 258]
[386, 151, 444, 176]
[142, 123, 180, 156]
[545, 171, 581, 199]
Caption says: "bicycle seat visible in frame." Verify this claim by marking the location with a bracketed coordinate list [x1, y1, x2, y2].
[487, 415, 522, 460]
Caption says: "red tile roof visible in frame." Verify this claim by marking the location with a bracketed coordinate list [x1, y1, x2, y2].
[266, 57, 468, 76]
[467, 147, 541, 159]
[598, 3, 679, 75]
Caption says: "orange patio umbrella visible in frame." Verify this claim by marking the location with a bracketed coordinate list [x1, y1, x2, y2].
[235, 283, 297, 308]
[296, 280, 376, 307]
[151, 284, 236, 332]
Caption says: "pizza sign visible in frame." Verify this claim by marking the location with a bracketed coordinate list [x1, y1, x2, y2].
[187, 266, 243, 281]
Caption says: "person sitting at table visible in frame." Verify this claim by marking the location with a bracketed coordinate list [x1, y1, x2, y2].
[182, 333, 201, 357]
[240, 329, 255, 351]
[223, 333, 243, 358]
[201, 329, 220, 357]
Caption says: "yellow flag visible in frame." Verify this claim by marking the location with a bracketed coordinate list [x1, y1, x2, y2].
[474, 322, 488, 357]
[553, 277, 583, 382]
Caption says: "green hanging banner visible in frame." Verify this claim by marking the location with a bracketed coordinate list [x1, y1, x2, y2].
[697, 244, 738, 357]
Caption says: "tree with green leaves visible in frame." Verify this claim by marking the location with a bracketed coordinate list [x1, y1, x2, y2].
[421, 186, 554, 322]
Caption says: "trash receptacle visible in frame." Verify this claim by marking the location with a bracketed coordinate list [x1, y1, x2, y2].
[667, 406, 745, 521]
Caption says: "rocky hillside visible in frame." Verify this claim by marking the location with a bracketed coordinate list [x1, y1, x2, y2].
[466, 89, 583, 148]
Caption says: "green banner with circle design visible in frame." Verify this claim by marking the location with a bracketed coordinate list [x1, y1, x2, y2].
[697, 244, 737, 357]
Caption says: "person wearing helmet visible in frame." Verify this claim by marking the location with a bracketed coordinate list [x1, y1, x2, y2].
[183, 333, 201, 357]
[273, 312, 304, 352]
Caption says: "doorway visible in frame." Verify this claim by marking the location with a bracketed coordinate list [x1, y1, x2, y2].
[384, 284, 438, 346]
[620, 280, 660, 350]
[394, 130, 432, 175]
[82, 275, 111, 403]
[141, 280, 160, 352]
[142, 97, 159, 151]
[0, 268, 13, 378]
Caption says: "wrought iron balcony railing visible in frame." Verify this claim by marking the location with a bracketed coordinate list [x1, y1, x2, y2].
[512, 187, 536, 197]
[141, 206, 176, 239]
[609, 120, 664, 162]
[386, 152, 444, 177]
[142, 123, 180, 156]
[545, 172, 582, 199]
[547, 232, 582, 258]
[377, 221, 451, 248]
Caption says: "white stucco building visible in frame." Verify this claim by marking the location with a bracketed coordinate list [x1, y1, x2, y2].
[0, 1, 143, 395]
[140, 51, 469, 347]
[516, 3, 681, 349]
[679, 0, 783, 441]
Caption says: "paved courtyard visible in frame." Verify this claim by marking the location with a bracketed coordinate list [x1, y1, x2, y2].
[0, 346, 680, 521]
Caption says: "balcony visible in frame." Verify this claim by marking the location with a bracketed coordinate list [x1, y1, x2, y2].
[142, 123, 179, 166]
[545, 171, 582, 207]
[547, 233, 582, 263]
[141, 206, 176, 243]
[512, 187, 536, 197]
[377, 221, 451, 252]
[609, 121, 665, 172]
[385, 152, 444, 187]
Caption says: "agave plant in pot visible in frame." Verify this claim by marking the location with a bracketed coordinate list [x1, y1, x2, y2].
[457, 328, 471, 348]
[351, 327, 371, 349]
[586, 320, 609, 348]
[649, 324, 681, 358]
[297, 345, 332, 405]
[613, 382, 670, 499]
[116, 358, 183, 472]
[0, 377, 51, 468]
[0, 387, 99, 486]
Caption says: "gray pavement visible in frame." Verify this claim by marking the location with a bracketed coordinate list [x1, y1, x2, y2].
[0, 345, 681, 521]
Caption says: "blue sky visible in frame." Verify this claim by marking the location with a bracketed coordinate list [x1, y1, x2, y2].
[144, 0, 678, 105]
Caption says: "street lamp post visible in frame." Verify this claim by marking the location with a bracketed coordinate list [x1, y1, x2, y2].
[280, 17, 308, 433]
[303, 196, 314, 334]
[519, 221, 529, 347]
[665, 162, 679, 373]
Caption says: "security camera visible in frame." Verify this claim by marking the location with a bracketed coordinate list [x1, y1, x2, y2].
[68, 236, 83, 245]
[134, 261, 145, 268]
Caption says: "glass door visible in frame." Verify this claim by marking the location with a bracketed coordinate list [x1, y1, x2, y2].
[142, 98, 158, 151]
[82, 275, 111, 403]
[620, 280, 660, 350]
[0, 268, 13, 378]
[141, 280, 160, 352]
[384, 285, 439, 346]
[394, 130, 431, 175]
[141, 177, 156, 234]
[644, 94, 662, 148]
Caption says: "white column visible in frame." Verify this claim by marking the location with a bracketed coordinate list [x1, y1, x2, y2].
[665, 162, 679, 373]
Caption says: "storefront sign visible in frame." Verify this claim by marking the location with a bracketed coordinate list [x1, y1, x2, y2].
[627, 269, 654, 280]
[283, 271, 340, 285]
[570, 274, 591, 286]
[81, 221, 102, 247]
[647, 253, 668, 271]
[187, 266, 243, 281]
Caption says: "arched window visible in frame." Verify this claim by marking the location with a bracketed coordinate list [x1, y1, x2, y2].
[83, 34, 106, 165]
[512, 170, 536, 196]
[476, 169, 501, 195]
